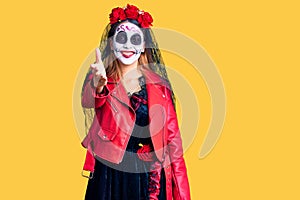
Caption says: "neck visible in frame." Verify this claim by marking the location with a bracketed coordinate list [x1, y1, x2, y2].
[119, 60, 142, 79]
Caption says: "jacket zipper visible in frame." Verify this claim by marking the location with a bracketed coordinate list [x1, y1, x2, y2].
[116, 106, 136, 164]
[107, 98, 118, 113]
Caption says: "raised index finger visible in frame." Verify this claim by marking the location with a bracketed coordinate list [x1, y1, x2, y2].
[95, 48, 101, 64]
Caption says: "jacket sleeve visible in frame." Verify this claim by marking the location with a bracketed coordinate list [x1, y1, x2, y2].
[165, 88, 191, 200]
[81, 74, 110, 109]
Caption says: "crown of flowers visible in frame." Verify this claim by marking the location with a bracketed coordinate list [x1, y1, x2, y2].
[109, 4, 153, 28]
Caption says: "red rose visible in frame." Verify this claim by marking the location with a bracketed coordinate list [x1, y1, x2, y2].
[109, 7, 126, 24]
[124, 4, 139, 19]
[137, 144, 154, 162]
[137, 12, 153, 28]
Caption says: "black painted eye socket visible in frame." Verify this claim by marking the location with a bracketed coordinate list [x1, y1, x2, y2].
[115, 31, 127, 44]
[130, 34, 142, 45]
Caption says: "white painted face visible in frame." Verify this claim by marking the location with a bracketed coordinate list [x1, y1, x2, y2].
[112, 22, 144, 65]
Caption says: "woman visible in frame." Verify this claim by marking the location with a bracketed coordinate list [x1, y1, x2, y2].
[81, 4, 190, 200]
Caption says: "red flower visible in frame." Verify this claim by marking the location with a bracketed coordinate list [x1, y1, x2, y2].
[109, 5, 154, 28]
[137, 12, 153, 28]
[137, 144, 154, 162]
[124, 4, 139, 19]
[109, 7, 126, 24]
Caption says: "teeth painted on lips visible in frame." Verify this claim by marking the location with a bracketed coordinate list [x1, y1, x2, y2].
[121, 50, 135, 55]
[121, 50, 135, 58]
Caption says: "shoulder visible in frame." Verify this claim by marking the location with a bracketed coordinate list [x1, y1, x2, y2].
[142, 68, 174, 103]
[142, 68, 170, 89]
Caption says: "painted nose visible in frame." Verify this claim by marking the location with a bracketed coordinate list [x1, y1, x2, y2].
[123, 40, 131, 49]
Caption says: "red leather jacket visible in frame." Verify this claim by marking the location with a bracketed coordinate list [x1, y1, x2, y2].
[81, 68, 191, 200]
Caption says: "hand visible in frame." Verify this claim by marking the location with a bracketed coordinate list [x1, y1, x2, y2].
[90, 48, 107, 89]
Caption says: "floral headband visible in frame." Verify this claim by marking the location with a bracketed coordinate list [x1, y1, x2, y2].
[109, 4, 153, 28]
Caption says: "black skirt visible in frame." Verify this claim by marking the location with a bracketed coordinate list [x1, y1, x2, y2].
[84, 76, 166, 200]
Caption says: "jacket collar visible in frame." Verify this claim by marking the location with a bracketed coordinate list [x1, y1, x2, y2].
[107, 67, 167, 109]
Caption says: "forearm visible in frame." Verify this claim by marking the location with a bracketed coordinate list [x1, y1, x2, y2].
[81, 78, 109, 108]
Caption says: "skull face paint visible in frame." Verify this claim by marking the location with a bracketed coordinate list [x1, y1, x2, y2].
[112, 22, 144, 65]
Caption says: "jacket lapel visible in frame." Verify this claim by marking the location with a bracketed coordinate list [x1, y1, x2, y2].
[107, 77, 131, 108]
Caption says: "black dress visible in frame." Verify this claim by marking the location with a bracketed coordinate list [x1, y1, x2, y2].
[84, 76, 166, 200]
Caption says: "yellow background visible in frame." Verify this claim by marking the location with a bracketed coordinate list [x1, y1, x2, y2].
[1, 0, 300, 199]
